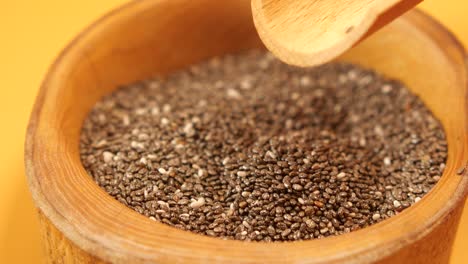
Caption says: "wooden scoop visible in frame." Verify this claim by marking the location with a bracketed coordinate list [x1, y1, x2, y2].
[252, 0, 422, 67]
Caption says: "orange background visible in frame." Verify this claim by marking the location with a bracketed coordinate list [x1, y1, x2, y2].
[0, 0, 466, 263]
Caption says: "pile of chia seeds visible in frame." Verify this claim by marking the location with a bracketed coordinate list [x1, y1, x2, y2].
[80, 51, 447, 241]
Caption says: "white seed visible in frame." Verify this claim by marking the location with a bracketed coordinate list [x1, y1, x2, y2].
[198, 100, 207, 107]
[337, 172, 347, 179]
[372, 213, 381, 221]
[314, 89, 325, 97]
[237, 171, 248, 177]
[347, 70, 358, 80]
[131, 141, 144, 149]
[98, 114, 106, 123]
[135, 108, 147, 115]
[383, 157, 392, 166]
[191, 116, 201, 123]
[281, 229, 291, 237]
[138, 133, 149, 141]
[359, 75, 373, 85]
[338, 74, 348, 84]
[240, 79, 252, 90]
[300, 76, 311, 86]
[158, 168, 168, 174]
[226, 203, 235, 216]
[149, 216, 157, 221]
[241, 191, 250, 198]
[150, 107, 160, 115]
[359, 137, 367, 146]
[161, 117, 170, 126]
[157, 201, 169, 209]
[122, 114, 130, 126]
[374, 125, 384, 137]
[179, 214, 190, 221]
[190, 197, 205, 209]
[227, 88, 241, 99]
[393, 200, 401, 208]
[292, 184, 303, 191]
[226, 207, 234, 217]
[303, 158, 310, 164]
[102, 151, 114, 163]
[139, 157, 147, 165]
[183, 123, 195, 137]
[147, 154, 157, 160]
[197, 169, 206, 177]
[265, 151, 277, 159]
[222, 157, 230, 165]
[305, 219, 316, 228]
[95, 139, 107, 148]
[382, 84, 393, 93]
[162, 104, 171, 113]
[414, 197, 421, 203]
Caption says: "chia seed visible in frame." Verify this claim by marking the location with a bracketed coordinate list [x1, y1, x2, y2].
[80, 51, 447, 242]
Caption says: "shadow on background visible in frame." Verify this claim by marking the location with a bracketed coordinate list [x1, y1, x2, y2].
[2, 162, 43, 263]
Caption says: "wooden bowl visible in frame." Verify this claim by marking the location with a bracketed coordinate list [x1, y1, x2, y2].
[25, 0, 468, 263]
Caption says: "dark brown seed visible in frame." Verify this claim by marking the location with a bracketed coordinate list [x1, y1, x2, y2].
[80, 51, 446, 242]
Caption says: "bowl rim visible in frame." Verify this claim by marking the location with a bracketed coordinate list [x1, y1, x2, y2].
[25, 0, 468, 263]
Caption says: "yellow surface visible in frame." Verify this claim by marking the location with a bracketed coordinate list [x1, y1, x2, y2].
[0, 0, 466, 263]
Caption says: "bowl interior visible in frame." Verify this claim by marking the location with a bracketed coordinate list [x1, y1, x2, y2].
[27, 0, 468, 263]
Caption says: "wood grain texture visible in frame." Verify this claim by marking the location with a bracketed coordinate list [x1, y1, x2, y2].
[25, 0, 468, 263]
[252, 0, 422, 66]
[377, 204, 464, 264]
[38, 210, 106, 264]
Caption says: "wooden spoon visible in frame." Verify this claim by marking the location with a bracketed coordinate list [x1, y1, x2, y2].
[252, 0, 423, 67]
